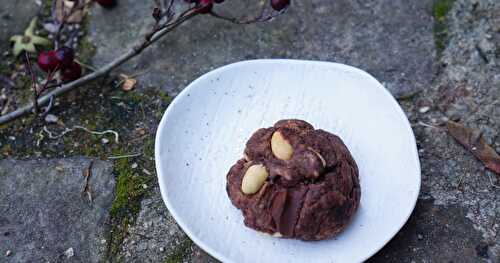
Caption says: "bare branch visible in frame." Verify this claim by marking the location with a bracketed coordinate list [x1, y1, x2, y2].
[0, 1, 289, 125]
[41, 96, 55, 117]
[24, 52, 39, 114]
[107, 153, 142, 160]
[209, 5, 285, 25]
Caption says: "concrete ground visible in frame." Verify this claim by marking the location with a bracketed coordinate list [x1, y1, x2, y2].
[0, 0, 498, 262]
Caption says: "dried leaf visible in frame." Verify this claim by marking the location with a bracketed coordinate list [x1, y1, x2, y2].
[120, 74, 137, 91]
[122, 78, 137, 91]
[56, 0, 86, 23]
[447, 121, 500, 175]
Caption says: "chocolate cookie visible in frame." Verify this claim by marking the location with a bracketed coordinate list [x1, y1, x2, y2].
[226, 119, 361, 241]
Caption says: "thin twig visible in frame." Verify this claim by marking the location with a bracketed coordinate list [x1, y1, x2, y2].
[75, 59, 97, 71]
[41, 96, 55, 117]
[165, 0, 175, 18]
[1, 98, 11, 115]
[43, 82, 63, 90]
[208, 2, 284, 24]
[107, 153, 142, 160]
[25, 52, 39, 114]
[39, 65, 60, 95]
[416, 121, 442, 130]
[209, 10, 274, 24]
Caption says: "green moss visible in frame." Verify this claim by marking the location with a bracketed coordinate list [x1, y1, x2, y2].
[164, 239, 193, 263]
[123, 91, 145, 104]
[110, 157, 147, 217]
[433, 0, 456, 57]
[143, 137, 155, 159]
[106, 156, 148, 260]
[158, 91, 172, 104]
[107, 216, 130, 260]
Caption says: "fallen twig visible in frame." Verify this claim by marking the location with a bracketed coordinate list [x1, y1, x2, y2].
[1, 98, 11, 115]
[41, 96, 55, 117]
[75, 59, 97, 72]
[42, 125, 119, 143]
[25, 52, 40, 114]
[107, 153, 142, 160]
[416, 121, 442, 130]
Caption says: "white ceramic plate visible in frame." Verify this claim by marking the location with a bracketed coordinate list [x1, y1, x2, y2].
[155, 59, 420, 263]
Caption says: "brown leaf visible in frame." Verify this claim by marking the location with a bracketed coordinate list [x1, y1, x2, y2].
[447, 121, 500, 175]
[121, 78, 137, 91]
[56, 0, 86, 23]
[119, 74, 138, 91]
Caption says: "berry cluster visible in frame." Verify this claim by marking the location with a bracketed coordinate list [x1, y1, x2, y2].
[37, 47, 82, 81]
[187, 0, 290, 14]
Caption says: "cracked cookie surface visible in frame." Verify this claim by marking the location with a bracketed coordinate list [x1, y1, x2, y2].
[226, 119, 361, 241]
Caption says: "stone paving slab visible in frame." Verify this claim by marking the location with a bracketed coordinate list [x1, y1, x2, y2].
[0, 158, 115, 262]
[89, 0, 436, 99]
[0, 0, 499, 262]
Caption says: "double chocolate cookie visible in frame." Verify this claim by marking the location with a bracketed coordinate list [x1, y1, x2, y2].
[226, 119, 361, 241]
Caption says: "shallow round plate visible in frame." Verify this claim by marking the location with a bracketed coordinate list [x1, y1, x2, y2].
[155, 59, 420, 263]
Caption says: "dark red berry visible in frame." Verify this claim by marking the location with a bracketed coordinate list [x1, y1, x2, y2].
[152, 7, 162, 21]
[96, 0, 117, 8]
[61, 62, 82, 81]
[196, 0, 213, 14]
[55, 46, 75, 68]
[37, 51, 60, 72]
[214, 0, 224, 3]
[271, 0, 290, 11]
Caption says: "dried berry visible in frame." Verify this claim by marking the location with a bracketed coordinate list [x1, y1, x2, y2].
[196, 0, 213, 14]
[271, 0, 290, 11]
[96, 0, 117, 8]
[152, 7, 162, 21]
[37, 51, 60, 72]
[61, 62, 82, 81]
[55, 46, 75, 68]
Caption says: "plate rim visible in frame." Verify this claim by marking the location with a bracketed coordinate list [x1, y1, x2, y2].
[155, 59, 421, 262]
